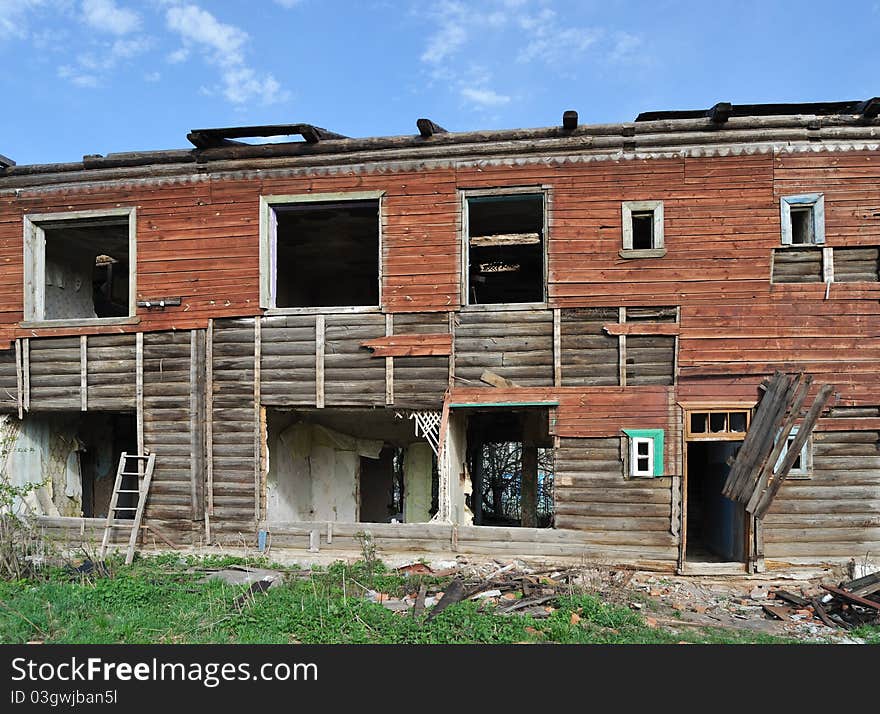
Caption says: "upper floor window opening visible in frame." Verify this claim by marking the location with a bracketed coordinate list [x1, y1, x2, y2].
[463, 189, 547, 306]
[23, 208, 136, 324]
[260, 192, 382, 310]
[780, 193, 825, 246]
[621, 200, 665, 258]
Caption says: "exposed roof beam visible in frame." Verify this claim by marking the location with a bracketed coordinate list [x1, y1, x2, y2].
[857, 97, 880, 119]
[416, 118, 447, 137]
[187, 124, 348, 149]
[708, 101, 732, 124]
[0, 153, 15, 169]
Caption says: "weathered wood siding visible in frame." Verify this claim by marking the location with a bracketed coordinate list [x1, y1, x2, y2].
[763, 430, 880, 560]
[391, 312, 449, 409]
[141, 331, 197, 532]
[454, 309, 553, 387]
[258, 314, 316, 406]
[560, 307, 618, 386]
[553, 437, 677, 561]
[210, 318, 257, 533]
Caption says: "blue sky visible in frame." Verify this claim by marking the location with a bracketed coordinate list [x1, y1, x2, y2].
[0, 0, 878, 165]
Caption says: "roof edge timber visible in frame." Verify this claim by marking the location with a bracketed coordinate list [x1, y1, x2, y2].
[3, 107, 880, 182]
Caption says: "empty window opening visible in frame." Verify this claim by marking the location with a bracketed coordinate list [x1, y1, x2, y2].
[621, 200, 664, 255]
[686, 441, 747, 564]
[270, 199, 380, 308]
[27, 214, 133, 321]
[790, 207, 814, 245]
[0, 411, 137, 519]
[780, 193, 824, 246]
[466, 193, 545, 305]
[265, 408, 438, 524]
[630, 212, 655, 249]
[464, 408, 554, 528]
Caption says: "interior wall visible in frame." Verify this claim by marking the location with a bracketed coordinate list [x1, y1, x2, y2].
[43, 244, 98, 320]
[403, 442, 433, 523]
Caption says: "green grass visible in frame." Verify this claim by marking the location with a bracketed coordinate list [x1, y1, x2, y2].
[0, 556, 799, 644]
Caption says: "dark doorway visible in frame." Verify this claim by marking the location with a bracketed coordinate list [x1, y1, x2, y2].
[685, 441, 746, 563]
[79, 412, 138, 519]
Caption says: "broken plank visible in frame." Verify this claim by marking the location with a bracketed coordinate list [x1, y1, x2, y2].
[602, 322, 681, 336]
[821, 584, 880, 611]
[469, 232, 541, 247]
[480, 369, 520, 389]
[360, 333, 452, 357]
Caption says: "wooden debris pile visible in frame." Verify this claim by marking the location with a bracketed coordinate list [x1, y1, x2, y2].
[369, 563, 578, 618]
[762, 571, 880, 629]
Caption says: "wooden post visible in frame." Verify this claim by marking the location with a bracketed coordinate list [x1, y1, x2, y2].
[315, 315, 325, 408]
[520, 444, 539, 528]
[135, 333, 144, 459]
[385, 313, 394, 405]
[253, 317, 262, 523]
[552, 307, 561, 386]
[80, 335, 88, 412]
[14, 339, 23, 420]
[448, 311, 456, 389]
[205, 319, 214, 543]
[22, 338, 30, 412]
[618, 307, 626, 387]
[190, 330, 206, 522]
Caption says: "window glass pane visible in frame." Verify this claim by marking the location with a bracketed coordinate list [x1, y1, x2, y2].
[637, 441, 650, 456]
[690, 413, 707, 433]
[637, 457, 650, 471]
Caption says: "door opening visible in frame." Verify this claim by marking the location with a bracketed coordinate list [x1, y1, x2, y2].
[685, 441, 747, 563]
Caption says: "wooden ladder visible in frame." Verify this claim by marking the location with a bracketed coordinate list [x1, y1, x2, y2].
[99, 452, 156, 565]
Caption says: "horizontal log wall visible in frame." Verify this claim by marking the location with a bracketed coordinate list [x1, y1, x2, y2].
[258, 314, 316, 406]
[553, 437, 677, 561]
[454, 309, 553, 387]
[324, 313, 386, 406]
[771, 247, 823, 283]
[626, 335, 675, 386]
[391, 312, 450, 409]
[141, 331, 197, 536]
[763, 430, 880, 559]
[210, 318, 257, 533]
[560, 307, 618, 386]
[834, 246, 879, 282]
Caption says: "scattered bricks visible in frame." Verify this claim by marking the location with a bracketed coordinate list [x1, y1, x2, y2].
[645, 617, 658, 628]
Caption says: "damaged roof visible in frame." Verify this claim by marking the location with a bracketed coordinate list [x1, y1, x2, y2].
[2, 98, 879, 182]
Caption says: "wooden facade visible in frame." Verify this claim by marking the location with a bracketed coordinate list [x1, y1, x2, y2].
[2, 103, 879, 572]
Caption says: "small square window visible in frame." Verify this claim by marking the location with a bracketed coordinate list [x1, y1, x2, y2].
[781, 194, 825, 246]
[621, 200, 665, 257]
[623, 428, 664, 478]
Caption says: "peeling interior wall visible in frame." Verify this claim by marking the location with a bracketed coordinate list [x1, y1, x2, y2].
[403, 442, 432, 523]
[0, 412, 133, 518]
[0, 414, 82, 516]
[266, 409, 437, 524]
[44, 243, 97, 320]
[443, 410, 472, 525]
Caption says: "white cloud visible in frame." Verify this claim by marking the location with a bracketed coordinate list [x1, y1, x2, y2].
[461, 86, 510, 107]
[144, 70, 161, 82]
[81, 0, 140, 35]
[58, 64, 100, 87]
[0, 0, 47, 40]
[164, 2, 288, 105]
[421, 1, 468, 64]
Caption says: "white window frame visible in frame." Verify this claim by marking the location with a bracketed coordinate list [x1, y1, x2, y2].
[22, 207, 138, 327]
[258, 190, 385, 314]
[629, 437, 654, 478]
[460, 185, 550, 310]
[780, 193, 825, 246]
[621, 200, 665, 258]
[774, 426, 812, 479]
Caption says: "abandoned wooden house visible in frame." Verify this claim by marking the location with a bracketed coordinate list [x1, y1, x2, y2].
[1, 99, 879, 574]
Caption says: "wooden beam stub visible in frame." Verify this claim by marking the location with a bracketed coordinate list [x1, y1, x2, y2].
[417, 118, 448, 137]
[562, 110, 578, 131]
